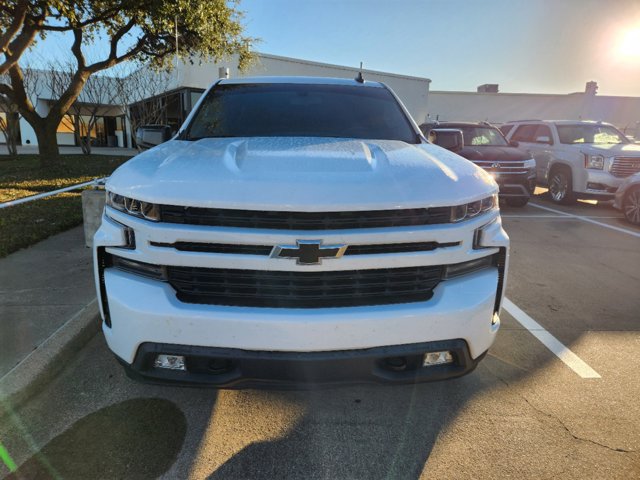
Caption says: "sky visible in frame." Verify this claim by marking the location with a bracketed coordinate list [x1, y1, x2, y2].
[24, 0, 640, 96]
[238, 0, 640, 96]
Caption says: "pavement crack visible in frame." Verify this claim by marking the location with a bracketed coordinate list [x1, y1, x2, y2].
[485, 364, 635, 454]
[519, 395, 634, 454]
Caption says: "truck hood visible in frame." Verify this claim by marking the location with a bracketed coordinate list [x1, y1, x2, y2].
[457, 145, 531, 162]
[107, 137, 496, 211]
[577, 143, 640, 156]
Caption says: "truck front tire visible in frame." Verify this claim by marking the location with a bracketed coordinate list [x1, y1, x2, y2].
[548, 166, 574, 204]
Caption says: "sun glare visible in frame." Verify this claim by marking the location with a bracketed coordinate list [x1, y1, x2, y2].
[617, 27, 640, 60]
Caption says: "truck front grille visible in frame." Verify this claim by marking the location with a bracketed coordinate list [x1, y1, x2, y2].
[159, 206, 452, 229]
[472, 160, 529, 174]
[611, 157, 640, 178]
[165, 265, 444, 308]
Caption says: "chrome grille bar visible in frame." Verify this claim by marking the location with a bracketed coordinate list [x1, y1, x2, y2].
[611, 157, 640, 178]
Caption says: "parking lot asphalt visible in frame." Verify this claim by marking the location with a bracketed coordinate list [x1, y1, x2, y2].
[1, 191, 639, 479]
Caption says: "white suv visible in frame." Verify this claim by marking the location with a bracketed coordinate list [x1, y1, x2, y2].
[501, 120, 640, 203]
[94, 77, 509, 388]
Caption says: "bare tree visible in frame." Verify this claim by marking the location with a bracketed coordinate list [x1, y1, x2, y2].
[115, 66, 174, 149]
[0, 94, 19, 155]
[0, 1, 254, 165]
[49, 63, 121, 154]
[0, 65, 39, 155]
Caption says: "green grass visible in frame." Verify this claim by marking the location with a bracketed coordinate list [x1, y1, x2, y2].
[0, 155, 132, 258]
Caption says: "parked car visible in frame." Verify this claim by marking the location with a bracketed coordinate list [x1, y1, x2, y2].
[93, 76, 509, 388]
[422, 122, 536, 207]
[613, 172, 640, 225]
[502, 120, 640, 204]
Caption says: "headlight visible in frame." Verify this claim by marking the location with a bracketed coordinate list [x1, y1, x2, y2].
[584, 154, 604, 170]
[106, 191, 160, 221]
[523, 158, 536, 169]
[451, 194, 498, 222]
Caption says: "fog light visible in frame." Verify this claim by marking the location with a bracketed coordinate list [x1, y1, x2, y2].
[423, 351, 454, 367]
[154, 354, 186, 371]
[587, 182, 606, 191]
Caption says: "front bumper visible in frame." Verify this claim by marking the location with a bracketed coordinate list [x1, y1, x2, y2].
[614, 187, 625, 210]
[94, 206, 509, 387]
[576, 170, 624, 198]
[122, 339, 486, 388]
[487, 170, 536, 199]
[102, 265, 501, 365]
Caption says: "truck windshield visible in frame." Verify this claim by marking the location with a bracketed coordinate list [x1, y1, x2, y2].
[557, 124, 629, 144]
[185, 83, 419, 143]
[458, 127, 508, 146]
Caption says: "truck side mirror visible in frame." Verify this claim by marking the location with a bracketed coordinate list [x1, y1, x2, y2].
[509, 140, 519, 148]
[535, 135, 552, 145]
[431, 129, 464, 153]
[135, 125, 173, 150]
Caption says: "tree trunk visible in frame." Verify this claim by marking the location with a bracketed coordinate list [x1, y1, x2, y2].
[73, 115, 83, 151]
[34, 121, 61, 166]
[82, 116, 94, 154]
[7, 113, 19, 156]
[81, 135, 91, 154]
[7, 134, 17, 156]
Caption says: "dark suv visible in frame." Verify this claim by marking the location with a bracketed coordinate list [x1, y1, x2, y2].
[422, 122, 537, 207]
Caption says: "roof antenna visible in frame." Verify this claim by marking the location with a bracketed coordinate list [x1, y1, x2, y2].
[355, 62, 365, 83]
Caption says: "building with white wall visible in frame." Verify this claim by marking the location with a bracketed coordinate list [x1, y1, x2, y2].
[2, 53, 432, 149]
[3, 56, 640, 150]
[427, 84, 640, 137]
[179, 53, 432, 125]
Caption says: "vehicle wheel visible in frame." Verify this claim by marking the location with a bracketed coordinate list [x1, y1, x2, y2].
[548, 167, 574, 204]
[622, 187, 640, 225]
[506, 197, 529, 207]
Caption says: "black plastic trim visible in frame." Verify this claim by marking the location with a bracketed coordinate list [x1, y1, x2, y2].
[97, 247, 112, 328]
[150, 241, 272, 255]
[149, 240, 461, 256]
[494, 247, 507, 315]
[121, 339, 486, 388]
[158, 205, 453, 230]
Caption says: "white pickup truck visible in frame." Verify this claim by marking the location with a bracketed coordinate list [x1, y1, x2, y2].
[94, 76, 509, 388]
[501, 120, 640, 204]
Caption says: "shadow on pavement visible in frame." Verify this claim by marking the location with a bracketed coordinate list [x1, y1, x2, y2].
[206, 371, 492, 480]
[5, 398, 186, 480]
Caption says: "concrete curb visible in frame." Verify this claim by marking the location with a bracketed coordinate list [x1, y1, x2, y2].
[0, 299, 100, 409]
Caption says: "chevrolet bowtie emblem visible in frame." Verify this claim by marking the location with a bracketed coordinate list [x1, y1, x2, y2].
[271, 240, 347, 265]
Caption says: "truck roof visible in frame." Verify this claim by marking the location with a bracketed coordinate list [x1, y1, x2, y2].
[505, 119, 614, 126]
[218, 76, 385, 88]
[435, 122, 497, 128]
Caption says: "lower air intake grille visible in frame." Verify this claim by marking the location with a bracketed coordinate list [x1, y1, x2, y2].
[166, 265, 444, 308]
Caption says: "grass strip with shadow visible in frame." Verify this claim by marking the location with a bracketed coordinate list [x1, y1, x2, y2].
[0, 154, 132, 258]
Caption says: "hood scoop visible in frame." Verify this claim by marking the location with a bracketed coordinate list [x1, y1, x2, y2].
[222, 138, 383, 173]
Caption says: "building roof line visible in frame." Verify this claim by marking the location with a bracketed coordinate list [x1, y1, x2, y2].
[429, 90, 583, 97]
[255, 52, 432, 83]
[430, 89, 640, 100]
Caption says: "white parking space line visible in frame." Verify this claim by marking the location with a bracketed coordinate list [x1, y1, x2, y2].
[529, 202, 640, 238]
[503, 298, 601, 379]
[502, 214, 623, 219]
[502, 214, 567, 218]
